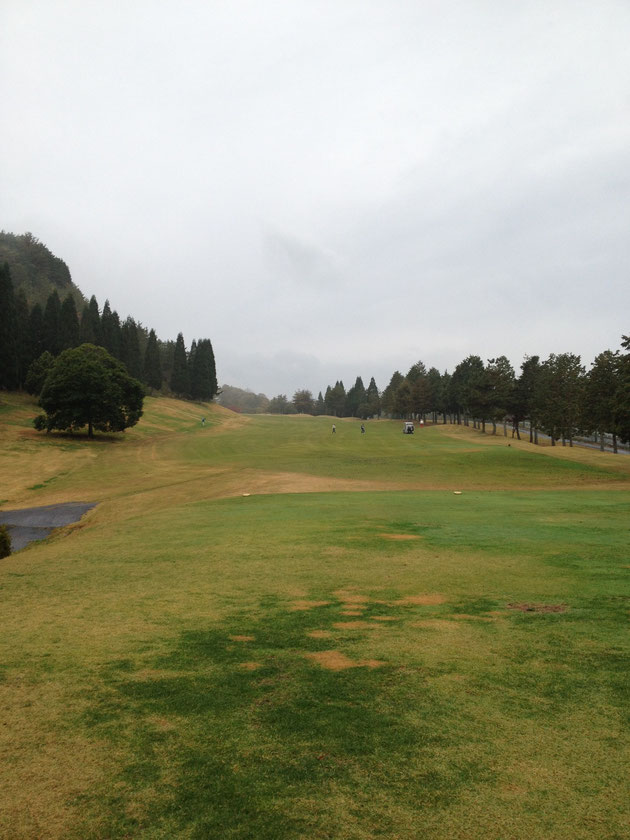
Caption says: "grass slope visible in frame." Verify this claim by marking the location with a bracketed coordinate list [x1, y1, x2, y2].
[0, 394, 628, 839]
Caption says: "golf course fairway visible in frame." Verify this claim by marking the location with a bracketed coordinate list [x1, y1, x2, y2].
[1, 394, 629, 840]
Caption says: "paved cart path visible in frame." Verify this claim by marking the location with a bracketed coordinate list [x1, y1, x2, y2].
[0, 502, 97, 551]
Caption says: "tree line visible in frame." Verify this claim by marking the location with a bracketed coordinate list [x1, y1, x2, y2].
[0, 262, 218, 401]
[268, 339, 630, 452]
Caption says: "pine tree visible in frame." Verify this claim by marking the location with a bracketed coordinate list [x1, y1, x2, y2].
[101, 301, 121, 359]
[189, 338, 217, 400]
[143, 329, 162, 390]
[59, 294, 80, 351]
[366, 377, 380, 418]
[43, 289, 62, 355]
[15, 289, 31, 389]
[29, 303, 45, 361]
[0, 263, 18, 388]
[87, 296, 102, 346]
[315, 391, 326, 415]
[120, 317, 143, 381]
[170, 333, 190, 396]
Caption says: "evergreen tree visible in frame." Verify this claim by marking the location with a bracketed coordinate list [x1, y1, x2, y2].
[327, 381, 346, 417]
[618, 335, 630, 445]
[365, 377, 380, 418]
[87, 296, 102, 346]
[59, 294, 80, 351]
[582, 350, 623, 452]
[120, 317, 143, 381]
[486, 356, 515, 434]
[101, 301, 121, 359]
[15, 289, 31, 389]
[79, 303, 95, 344]
[29, 303, 45, 362]
[394, 379, 413, 418]
[426, 367, 442, 423]
[345, 376, 366, 417]
[381, 371, 404, 416]
[512, 355, 543, 442]
[43, 289, 62, 355]
[143, 329, 163, 390]
[190, 339, 217, 401]
[0, 263, 18, 389]
[315, 391, 326, 415]
[539, 353, 585, 446]
[170, 332, 190, 396]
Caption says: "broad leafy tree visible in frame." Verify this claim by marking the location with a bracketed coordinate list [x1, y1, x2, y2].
[34, 344, 144, 438]
[292, 389, 314, 414]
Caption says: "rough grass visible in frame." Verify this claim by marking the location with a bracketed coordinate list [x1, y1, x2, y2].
[0, 394, 629, 839]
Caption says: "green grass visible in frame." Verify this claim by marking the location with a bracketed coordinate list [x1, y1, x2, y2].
[0, 395, 629, 839]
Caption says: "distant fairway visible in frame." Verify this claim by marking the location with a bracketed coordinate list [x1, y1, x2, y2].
[1, 394, 629, 840]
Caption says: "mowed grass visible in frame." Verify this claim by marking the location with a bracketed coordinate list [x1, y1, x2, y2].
[0, 394, 629, 839]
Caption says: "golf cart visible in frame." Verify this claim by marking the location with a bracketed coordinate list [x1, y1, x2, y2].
[403, 421, 414, 434]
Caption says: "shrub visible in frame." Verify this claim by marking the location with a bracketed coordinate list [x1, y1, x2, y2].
[0, 525, 11, 558]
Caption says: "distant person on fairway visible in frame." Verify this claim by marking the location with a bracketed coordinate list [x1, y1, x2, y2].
[361, 424, 365, 434]
[201, 417, 205, 427]
[332, 424, 336, 434]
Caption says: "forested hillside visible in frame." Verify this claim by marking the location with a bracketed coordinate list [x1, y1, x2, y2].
[0, 234, 217, 402]
[0, 231, 84, 310]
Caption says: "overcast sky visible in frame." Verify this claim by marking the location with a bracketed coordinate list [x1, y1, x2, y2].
[2, 1, 629, 397]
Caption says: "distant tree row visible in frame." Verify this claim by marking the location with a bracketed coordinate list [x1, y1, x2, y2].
[271, 338, 630, 452]
[377, 345, 630, 451]
[268, 376, 382, 418]
[0, 263, 217, 401]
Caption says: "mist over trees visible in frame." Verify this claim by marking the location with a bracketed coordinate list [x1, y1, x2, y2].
[0, 237, 218, 403]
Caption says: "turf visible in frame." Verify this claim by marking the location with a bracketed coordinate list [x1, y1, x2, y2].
[0, 394, 628, 839]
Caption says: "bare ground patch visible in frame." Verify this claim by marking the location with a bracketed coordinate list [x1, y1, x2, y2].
[306, 651, 385, 671]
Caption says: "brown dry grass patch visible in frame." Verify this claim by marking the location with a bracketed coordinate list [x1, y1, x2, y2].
[333, 590, 369, 604]
[238, 662, 262, 670]
[395, 594, 447, 606]
[307, 630, 333, 639]
[305, 651, 385, 671]
[379, 533, 421, 540]
[229, 635, 255, 642]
